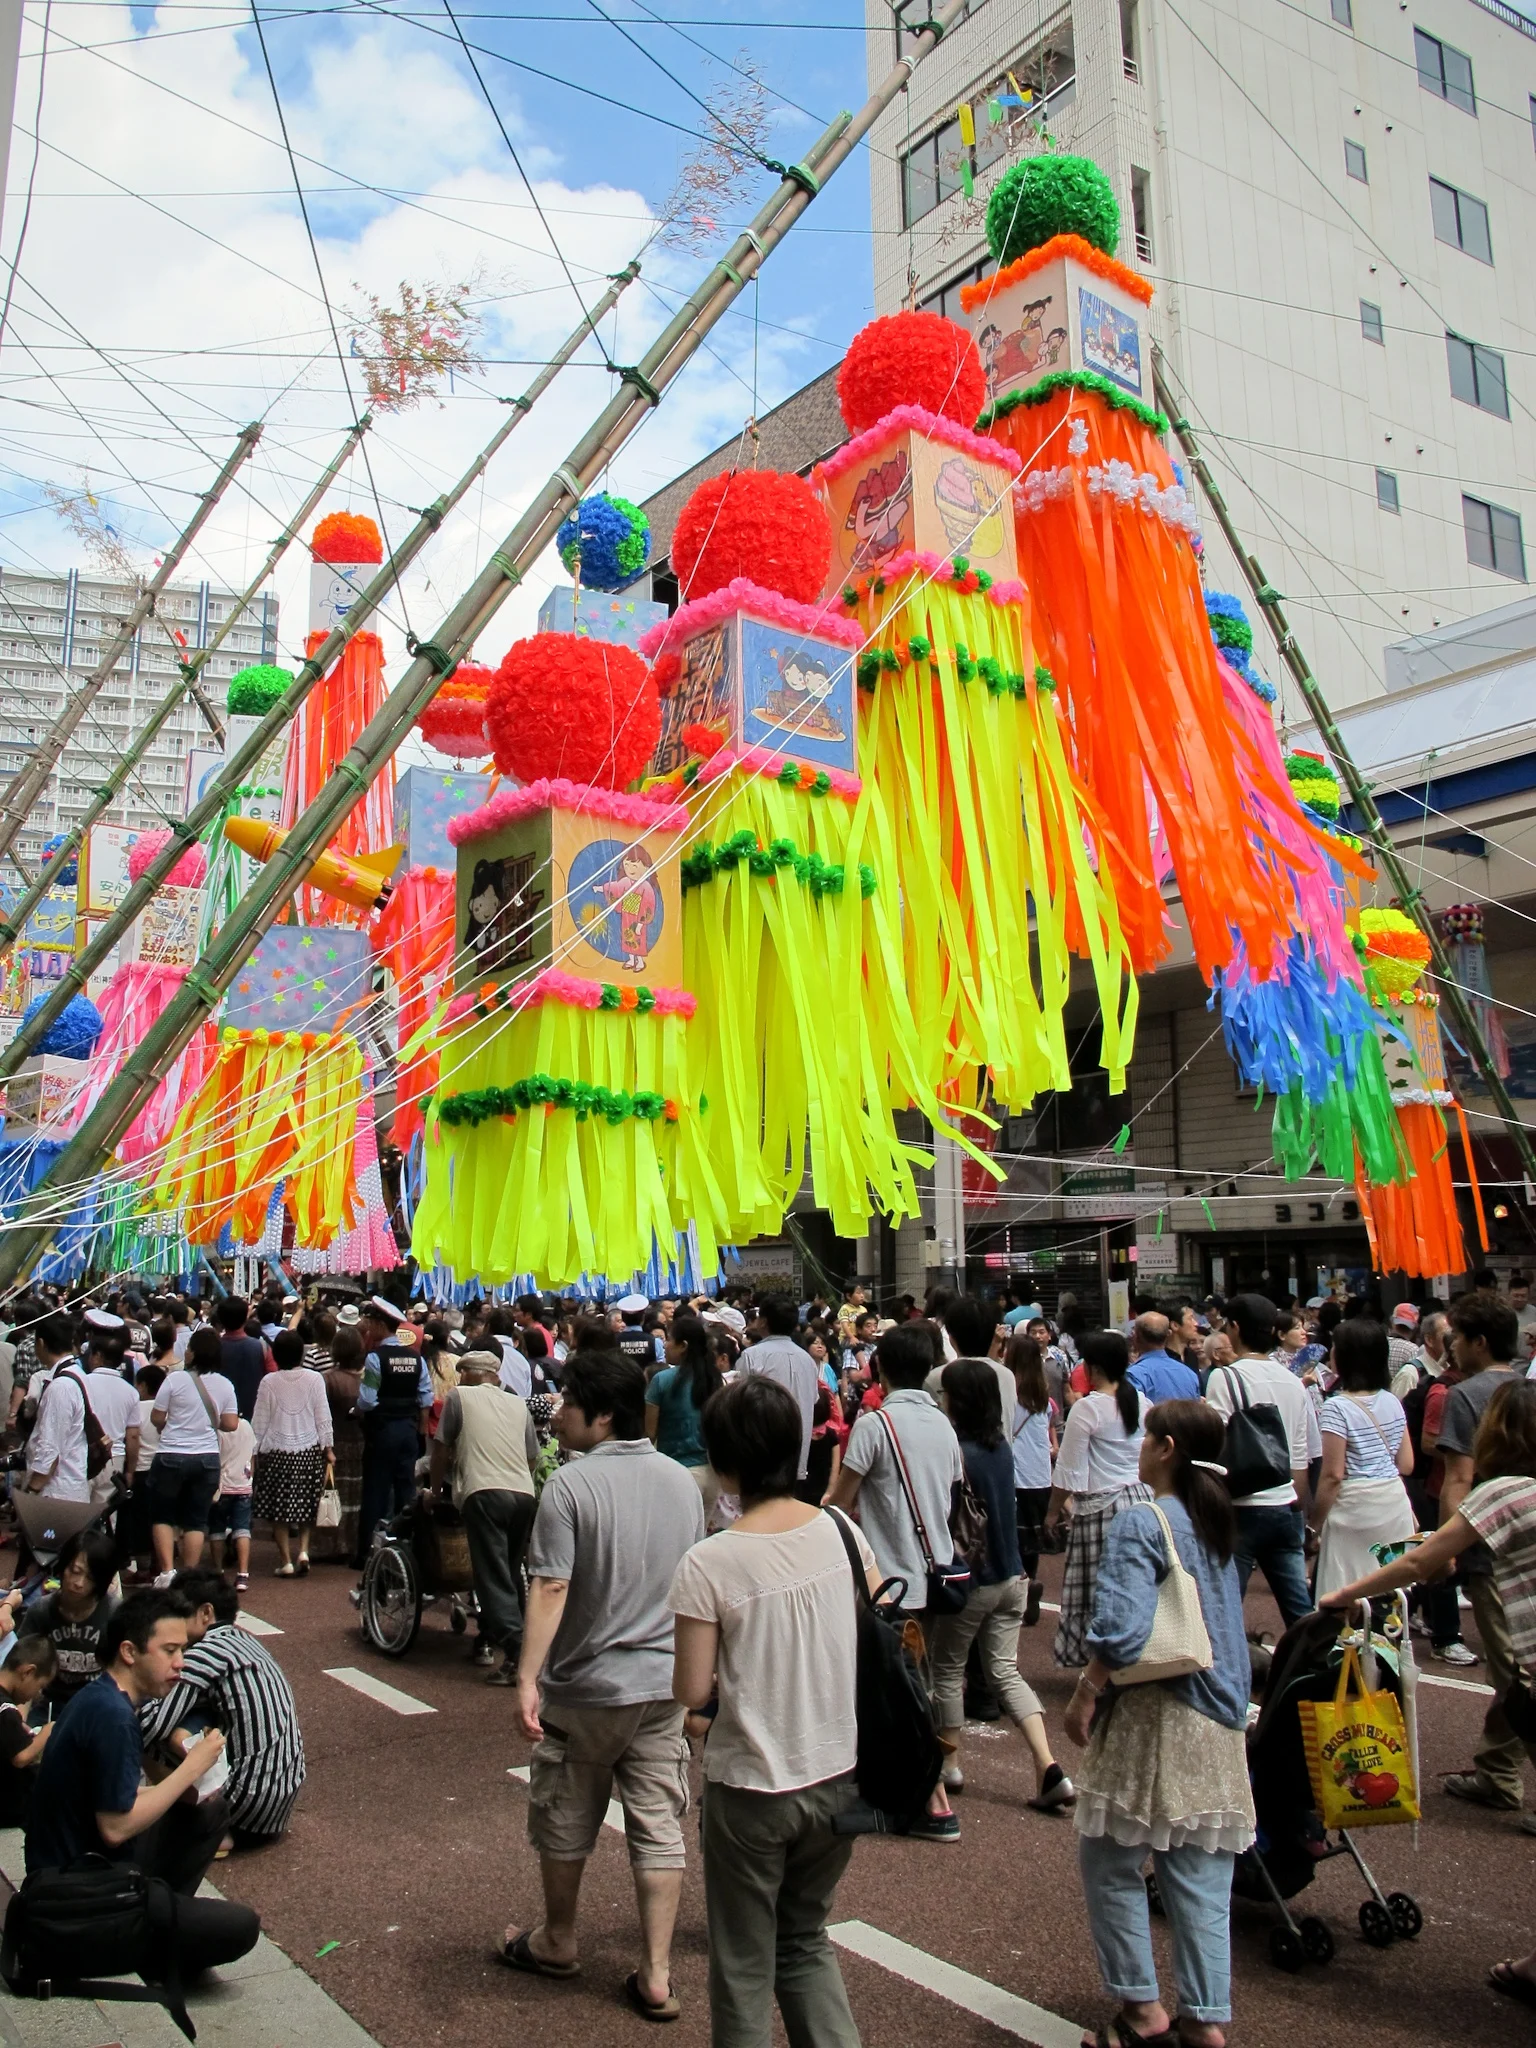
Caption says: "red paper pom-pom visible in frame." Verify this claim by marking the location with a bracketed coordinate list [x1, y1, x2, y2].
[417, 664, 494, 759]
[127, 827, 207, 888]
[311, 511, 384, 564]
[836, 310, 986, 434]
[671, 470, 829, 605]
[486, 634, 659, 789]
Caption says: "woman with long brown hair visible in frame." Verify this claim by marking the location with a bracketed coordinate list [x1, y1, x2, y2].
[1007, 1331, 1058, 1628]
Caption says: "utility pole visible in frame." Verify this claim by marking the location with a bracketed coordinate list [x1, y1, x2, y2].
[0, 262, 641, 1084]
[0, 415, 372, 963]
[0, 0, 973, 1294]
[0, 422, 262, 867]
[1152, 347, 1536, 1186]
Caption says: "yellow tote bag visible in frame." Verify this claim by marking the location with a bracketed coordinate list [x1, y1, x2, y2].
[1299, 1644, 1420, 1828]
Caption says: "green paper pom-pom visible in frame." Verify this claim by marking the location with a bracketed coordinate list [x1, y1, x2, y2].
[227, 663, 294, 716]
[985, 154, 1121, 266]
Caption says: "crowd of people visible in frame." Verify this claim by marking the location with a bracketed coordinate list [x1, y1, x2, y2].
[0, 1266, 1535, 2043]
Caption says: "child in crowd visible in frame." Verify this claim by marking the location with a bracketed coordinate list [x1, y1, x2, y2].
[209, 1414, 257, 1590]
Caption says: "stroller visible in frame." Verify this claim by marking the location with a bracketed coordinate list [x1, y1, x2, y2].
[1233, 1598, 1424, 1971]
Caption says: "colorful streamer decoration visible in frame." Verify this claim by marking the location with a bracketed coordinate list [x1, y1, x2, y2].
[371, 863, 456, 1148]
[1439, 902, 1510, 1078]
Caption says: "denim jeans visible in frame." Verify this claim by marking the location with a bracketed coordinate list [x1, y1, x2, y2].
[1078, 1833, 1236, 2023]
[1232, 1501, 1313, 1630]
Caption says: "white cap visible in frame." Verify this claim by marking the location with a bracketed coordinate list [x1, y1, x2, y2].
[701, 1304, 747, 1337]
[615, 1293, 650, 1314]
[84, 1308, 126, 1332]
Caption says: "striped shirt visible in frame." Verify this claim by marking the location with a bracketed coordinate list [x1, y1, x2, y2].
[139, 1622, 305, 1837]
[1460, 1476, 1536, 1673]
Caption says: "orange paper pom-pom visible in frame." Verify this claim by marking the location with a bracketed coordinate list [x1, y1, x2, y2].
[417, 663, 494, 758]
[670, 470, 829, 604]
[311, 511, 384, 564]
[486, 634, 659, 789]
[836, 310, 986, 434]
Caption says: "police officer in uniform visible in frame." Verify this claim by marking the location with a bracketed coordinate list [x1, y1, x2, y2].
[613, 1294, 657, 1373]
[354, 1296, 433, 1563]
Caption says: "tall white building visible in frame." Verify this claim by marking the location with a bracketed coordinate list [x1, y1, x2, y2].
[0, 569, 277, 871]
[864, 0, 1536, 709]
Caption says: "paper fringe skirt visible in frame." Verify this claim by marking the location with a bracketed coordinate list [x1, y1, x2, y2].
[1355, 1102, 1472, 1279]
[283, 630, 393, 925]
[371, 864, 455, 1150]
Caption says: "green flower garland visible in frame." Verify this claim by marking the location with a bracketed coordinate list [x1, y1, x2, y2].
[977, 370, 1168, 436]
[438, 1073, 676, 1128]
[682, 829, 876, 899]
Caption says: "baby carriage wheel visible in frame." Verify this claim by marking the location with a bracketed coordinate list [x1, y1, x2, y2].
[450, 1602, 468, 1634]
[1269, 1926, 1305, 1972]
[1386, 1892, 1422, 1940]
[1145, 1874, 1164, 1918]
[1298, 1917, 1334, 1964]
[1358, 1899, 1395, 1948]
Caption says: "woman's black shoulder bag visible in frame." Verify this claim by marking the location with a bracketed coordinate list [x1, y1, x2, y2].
[824, 1507, 943, 1821]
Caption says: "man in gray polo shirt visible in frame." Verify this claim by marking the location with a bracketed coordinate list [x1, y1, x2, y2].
[506, 1352, 704, 2020]
[735, 1293, 819, 1479]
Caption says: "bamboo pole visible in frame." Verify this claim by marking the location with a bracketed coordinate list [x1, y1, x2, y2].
[0, 424, 263, 866]
[0, 3, 970, 1292]
[1152, 345, 1536, 1187]
[0, 260, 639, 1088]
[0, 416, 373, 964]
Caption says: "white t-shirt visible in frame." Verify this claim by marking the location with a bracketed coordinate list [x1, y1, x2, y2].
[1320, 1390, 1406, 1479]
[219, 1418, 256, 1495]
[1053, 1389, 1149, 1495]
[85, 1368, 139, 1460]
[842, 1389, 964, 1599]
[26, 1372, 90, 1502]
[136, 1396, 162, 1462]
[1204, 1356, 1323, 1507]
[668, 1511, 876, 1793]
[495, 1337, 532, 1399]
[154, 1369, 238, 1456]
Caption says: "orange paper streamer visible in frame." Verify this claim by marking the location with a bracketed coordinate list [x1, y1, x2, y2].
[282, 630, 393, 923]
[371, 864, 456, 1148]
[1355, 1103, 1468, 1279]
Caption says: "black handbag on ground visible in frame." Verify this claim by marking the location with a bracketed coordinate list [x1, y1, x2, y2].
[1, 1856, 195, 2041]
[1215, 1367, 1293, 1499]
[824, 1508, 943, 1821]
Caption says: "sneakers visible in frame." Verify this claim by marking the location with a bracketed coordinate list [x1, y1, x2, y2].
[1518, 1812, 1536, 1837]
[152, 1570, 176, 1590]
[1443, 1769, 1521, 1810]
[235, 1573, 250, 1593]
[831, 1802, 960, 1843]
[1024, 1580, 1043, 1629]
[941, 1762, 965, 1793]
[1433, 1641, 1480, 1667]
[901, 1811, 962, 1845]
[1027, 1764, 1076, 1812]
[470, 1640, 497, 1667]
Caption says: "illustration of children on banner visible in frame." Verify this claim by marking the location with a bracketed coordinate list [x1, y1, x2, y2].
[594, 843, 659, 971]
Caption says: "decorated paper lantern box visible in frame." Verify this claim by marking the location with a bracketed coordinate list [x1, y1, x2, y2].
[6, 1055, 90, 1134]
[816, 417, 1018, 596]
[451, 783, 683, 993]
[310, 553, 371, 639]
[221, 926, 373, 1034]
[537, 584, 668, 652]
[122, 885, 202, 969]
[648, 607, 859, 784]
[223, 713, 287, 802]
[965, 250, 1148, 412]
[396, 764, 493, 874]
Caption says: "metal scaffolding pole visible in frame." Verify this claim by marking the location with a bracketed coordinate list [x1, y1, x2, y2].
[1152, 346, 1536, 1187]
[0, 416, 373, 964]
[0, 1, 971, 1292]
[0, 259, 639, 1087]
[0, 424, 262, 866]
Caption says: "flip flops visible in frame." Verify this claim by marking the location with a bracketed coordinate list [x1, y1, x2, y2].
[495, 1930, 580, 1979]
[624, 1972, 681, 2023]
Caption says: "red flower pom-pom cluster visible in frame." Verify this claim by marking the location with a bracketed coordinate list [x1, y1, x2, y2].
[671, 470, 829, 605]
[836, 310, 986, 434]
[486, 634, 659, 789]
[127, 827, 207, 889]
[417, 664, 494, 758]
[311, 511, 384, 565]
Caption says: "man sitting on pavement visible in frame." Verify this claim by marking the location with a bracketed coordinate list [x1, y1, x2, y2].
[429, 1350, 539, 1684]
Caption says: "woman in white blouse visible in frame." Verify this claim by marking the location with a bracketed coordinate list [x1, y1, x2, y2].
[251, 1329, 334, 1576]
[1043, 1332, 1151, 1666]
[1313, 1319, 1414, 1600]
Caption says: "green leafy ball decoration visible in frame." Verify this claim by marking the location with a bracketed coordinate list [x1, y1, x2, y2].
[985, 154, 1121, 266]
[226, 663, 294, 716]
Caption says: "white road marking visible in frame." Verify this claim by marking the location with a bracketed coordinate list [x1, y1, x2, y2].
[324, 1666, 436, 1715]
[508, 1763, 624, 1835]
[1418, 1670, 1493, 1695]
[235, 1610, 283, 1637]
[830, 1921, 1082, 2048]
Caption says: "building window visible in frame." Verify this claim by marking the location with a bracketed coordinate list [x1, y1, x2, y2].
[1415, 28, 1475, 114]
[1344, 139, 1368, 182]
[1130, 166, 1153, 263]
[899, 12, 1076, 227]
[1376, 469, 1400, 513]
[1531, 93, 1536, 149]
[920, 259, 991, 321]
[1331, 0, 1352, 22]
[1120, 0, 1140, 77]
[1446, 333, 1509, 418]
[1360, 299, 1385, 343]
[1463, 493, 1526, 579]
[1430, 176, 1492, 262]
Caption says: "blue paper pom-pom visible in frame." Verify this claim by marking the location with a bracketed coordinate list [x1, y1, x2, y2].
[556, 492, 650, 593]
[19, 991, 104, 1060]
[39, 834, 78, 887]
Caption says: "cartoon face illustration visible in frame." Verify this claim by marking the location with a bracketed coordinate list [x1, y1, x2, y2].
[932, 456, 1005, 558]
[755, 647, 848, 743]
[592, 844, 659, 971]
[464, 853, 544, 971]
[844, 452, 913, 570]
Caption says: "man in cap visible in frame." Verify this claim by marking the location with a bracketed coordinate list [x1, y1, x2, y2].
[354, 1296, 433, 1564]
[430, 1351, 539, 1682]
[613, 1297, 657, 1373]
[1387, 1303, 1421, 1384]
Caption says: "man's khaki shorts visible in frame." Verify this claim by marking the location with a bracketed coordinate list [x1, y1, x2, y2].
[527, 1698, 690, 1869]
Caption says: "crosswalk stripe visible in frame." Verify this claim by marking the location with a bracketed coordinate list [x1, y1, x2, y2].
[235, 1611, 283, 1637]
[324, 1666, 436, 1715]
[508, 1763, 624, 1835]
[830, 1921, 1082, 2048]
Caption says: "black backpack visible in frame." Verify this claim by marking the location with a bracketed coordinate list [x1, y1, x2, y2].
[1, 1857, 194, 2040]
[1399, 1362, 1435, 1464]
[824, 1508, 943, 1821]
[1215, 1367, 1293, 1499]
